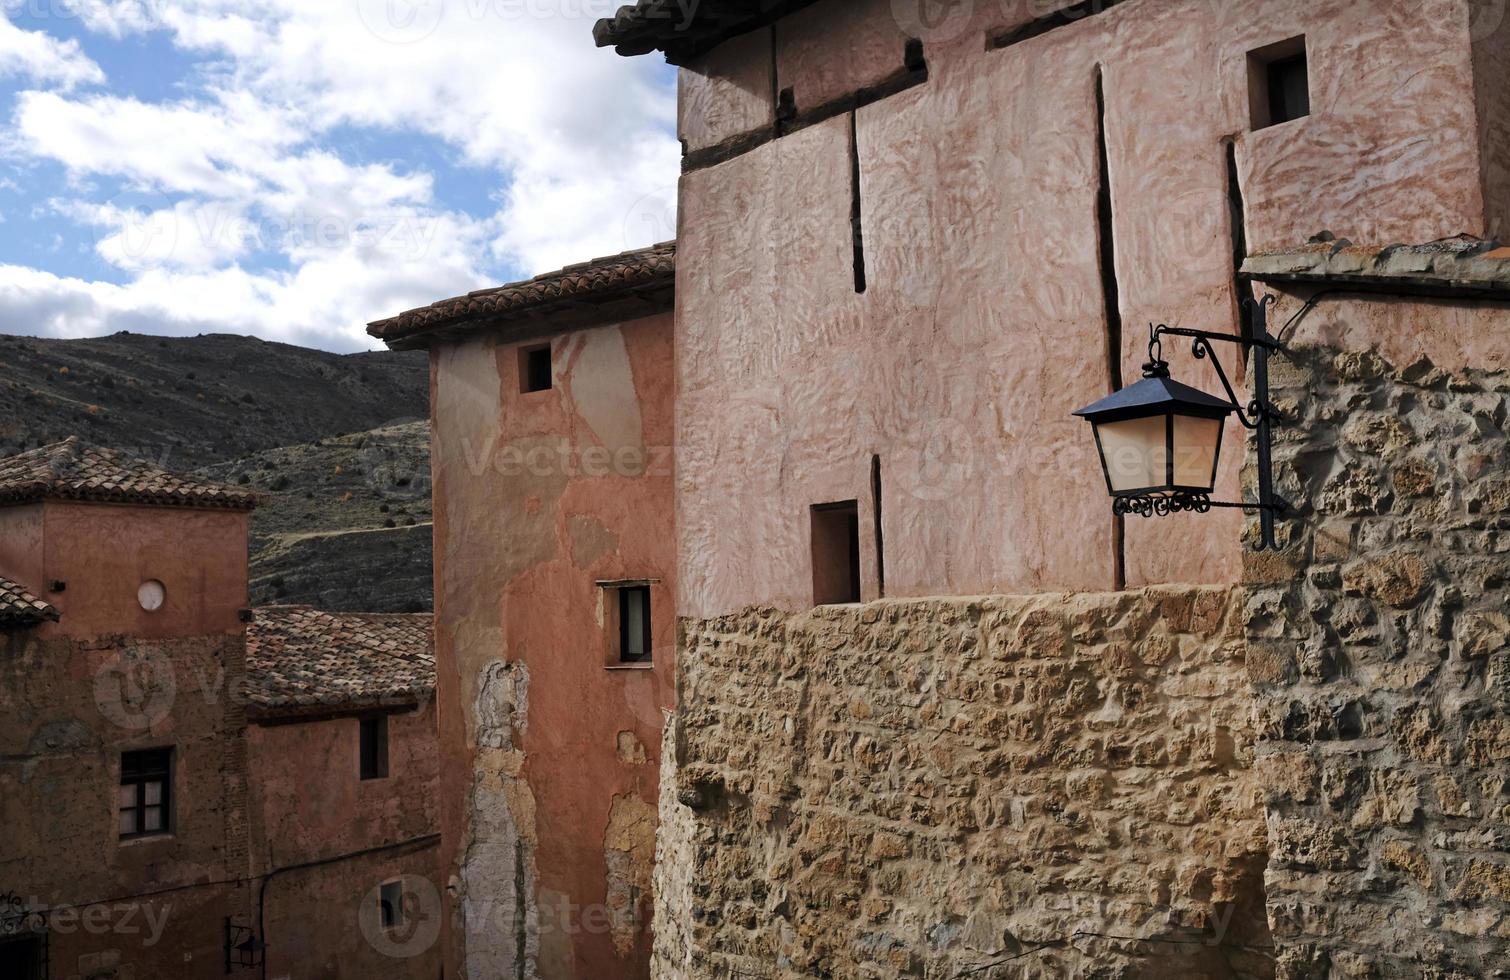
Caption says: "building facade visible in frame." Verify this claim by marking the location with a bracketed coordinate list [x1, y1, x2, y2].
[0, 440, 443, 980]
[589, 1, 1510, 978]
[369, 243, 678, 979]
[244, 605, 442, 980]
[0, 439, 259, 979]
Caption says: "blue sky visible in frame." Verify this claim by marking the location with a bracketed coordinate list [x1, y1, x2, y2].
[0, 0, 678, 351]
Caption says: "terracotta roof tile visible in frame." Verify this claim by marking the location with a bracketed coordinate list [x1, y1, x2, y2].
[245, 606, 434, 719]
[368, 241, 675, 350]
[0, 438, 258, 511]
[0, 576, 58, 628]
[594, 1, 821, 63]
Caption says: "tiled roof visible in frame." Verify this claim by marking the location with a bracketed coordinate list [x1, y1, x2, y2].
[1243, 235, 1510, 296]
[245, 606, 434, 719]
[0, 576, 58, 629]
[0, 438, 258, 511]
[594, 1, 821, 63]
[368, 241, 676, 350]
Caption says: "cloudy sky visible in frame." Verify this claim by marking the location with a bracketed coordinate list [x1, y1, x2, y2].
[0, 0, 679, 351]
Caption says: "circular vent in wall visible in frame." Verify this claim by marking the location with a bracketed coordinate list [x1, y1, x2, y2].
[137, 580, 166, 612]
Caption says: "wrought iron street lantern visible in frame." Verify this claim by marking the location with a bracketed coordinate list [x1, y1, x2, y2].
[1074, 355, 1234, 500]
[224, 917, 266, 972]
[1073, 296, 1288, 551]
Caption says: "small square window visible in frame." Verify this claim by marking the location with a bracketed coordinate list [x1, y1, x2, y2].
[120, 748, 172, 839]
[1249, 36, 1310, 130]
[379, 880, 404, 930]
[618, 586, 652, 664]
[811, 501, 861, 606]
[520, 344, 552, 393]
[359, 715, 389, 781]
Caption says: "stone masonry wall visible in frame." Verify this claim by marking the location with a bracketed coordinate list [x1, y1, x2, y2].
[1247, 342, 1510, 978]
[653, 587, 1273, 979]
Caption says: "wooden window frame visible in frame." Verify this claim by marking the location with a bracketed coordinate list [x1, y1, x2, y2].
[119, 747, 172, 840]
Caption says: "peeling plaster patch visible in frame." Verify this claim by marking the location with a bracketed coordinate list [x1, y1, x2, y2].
[564, 328, 644, 454]
[603, 793, 657, 958]
[568, 515, 619, 570]
[462, 660, 540, 980]
[477, 659, 529, 744]
[616, 730, 648, 765]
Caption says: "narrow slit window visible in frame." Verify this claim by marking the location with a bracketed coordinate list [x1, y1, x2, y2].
[619, 586, 652, 664]
[119, 747, 172, 839]
[520, 344, 553, 393]
[1249, 37, 1310, 129]
[359, 715, 389, 780]
[811, 500, 861, 606]
[380, 880, 404, 930]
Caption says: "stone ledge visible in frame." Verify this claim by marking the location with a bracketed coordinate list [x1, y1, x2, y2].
[1241, 235, 1510, 297]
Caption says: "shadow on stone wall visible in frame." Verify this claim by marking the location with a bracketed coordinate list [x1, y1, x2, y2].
[1246, 342, 1510, 978]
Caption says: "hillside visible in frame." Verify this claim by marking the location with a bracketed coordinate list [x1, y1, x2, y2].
[0, 331, 433, 613]
[0, 331, 428, 468]
[198, 422, 433, 613]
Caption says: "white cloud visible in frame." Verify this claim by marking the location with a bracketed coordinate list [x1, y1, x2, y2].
[0, 9, 105, 88]
[0, 201, 490, 351]
[94, 0, 681, 270]
[0, 0, 680, 350]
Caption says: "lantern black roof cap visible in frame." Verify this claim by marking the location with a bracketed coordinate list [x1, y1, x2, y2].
[1073, 376, 1235, 423]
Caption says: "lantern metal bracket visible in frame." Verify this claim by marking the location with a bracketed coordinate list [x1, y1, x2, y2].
[1139, 296, 1290, 551]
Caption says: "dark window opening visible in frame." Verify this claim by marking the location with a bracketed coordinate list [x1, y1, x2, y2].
[812, 501, 861, 606]
[618, 586, 652, 664]
[119, 747, 172, 839]
[1249, 37, 1309, 129]
[360, 715, 389, 781]
[0, 935, 44, 980]
[379, 880, 404, 930]
[520, 344, 552, 393]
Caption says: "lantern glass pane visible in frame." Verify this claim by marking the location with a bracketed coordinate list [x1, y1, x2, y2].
[1097, 415, 1168, 493]
[1173, 415, 1223, 491]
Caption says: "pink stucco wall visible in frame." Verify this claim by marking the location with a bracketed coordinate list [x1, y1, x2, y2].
[674, 0, 1503, 618]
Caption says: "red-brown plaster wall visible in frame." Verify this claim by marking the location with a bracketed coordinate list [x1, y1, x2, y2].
[0, 502, 44, 595]
[0, 628, 254, 978]
[674, 0, 1501, 617]
[246, 703, 441, 980]
[0, 496, 256, 978]
[246, 703, 439, 869]
[429, 312, 675, 979]
[34, 501, 249, 640]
